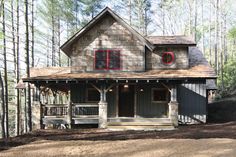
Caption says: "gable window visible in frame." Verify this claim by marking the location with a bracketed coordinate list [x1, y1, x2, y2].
[152, 88, 170, 103]
[95, 50, 120, 70]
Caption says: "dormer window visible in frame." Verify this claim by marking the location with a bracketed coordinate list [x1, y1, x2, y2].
[94, 50, 120, 70]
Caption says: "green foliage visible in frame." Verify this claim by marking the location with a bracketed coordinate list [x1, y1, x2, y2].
[218, 59, 236, 96]
[80, 0, 104, 19]
[228, 27, 236, 39]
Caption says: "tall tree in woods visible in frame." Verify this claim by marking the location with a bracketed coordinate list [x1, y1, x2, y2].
[15, 0, 20, 136]
[25, 0, 32, 132]
[10, 0, 19, 136]
[2, 1, 9, 138]
[0, 71, 5, 139]
[81, 0, 104, 21]
[115, 0, 133, 26]
[132, 0, 152, 36]
[215, 0, 219, 74]
[31, 0, 35, 67]
[194, 0, 198, 42]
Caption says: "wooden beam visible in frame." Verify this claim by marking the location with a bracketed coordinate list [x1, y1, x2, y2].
[115, 85, 119, 117]
[160, 82, 171, 92]
[90, 83, 101, 93]
[134, 85, 137, 118]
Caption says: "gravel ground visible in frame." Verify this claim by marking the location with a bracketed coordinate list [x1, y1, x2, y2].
[0, 121, 236, 157]
[0, 138, 236, 157]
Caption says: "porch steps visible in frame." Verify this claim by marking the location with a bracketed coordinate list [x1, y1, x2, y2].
[107, 118, 175, 130]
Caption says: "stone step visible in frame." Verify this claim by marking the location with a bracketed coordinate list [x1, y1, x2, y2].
[107, 125, 175, 131]
[107, 122, 172, 126]
[108, 118, 171, 123]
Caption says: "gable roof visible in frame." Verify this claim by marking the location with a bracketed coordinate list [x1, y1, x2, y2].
[61, 7, 154, 56]
[147, 36, 196, 46]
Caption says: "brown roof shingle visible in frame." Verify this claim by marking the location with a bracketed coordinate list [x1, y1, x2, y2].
[147, 36, 196, 46]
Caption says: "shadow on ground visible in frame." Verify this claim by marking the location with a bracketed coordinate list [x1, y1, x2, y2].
[1, 98, 236, 152]
[0, 121, 236, 152]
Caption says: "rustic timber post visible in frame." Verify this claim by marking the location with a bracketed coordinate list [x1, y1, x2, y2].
[67, 101, 72, 129]
[168, 84, 178, 127]
[98, 84, 107, 128]
[39, 102, 44, 129]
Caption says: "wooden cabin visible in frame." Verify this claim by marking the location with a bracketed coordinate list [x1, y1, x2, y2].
[23, 7, 217, 130]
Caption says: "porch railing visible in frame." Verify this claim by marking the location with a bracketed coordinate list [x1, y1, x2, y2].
[41, 102, 99, 118]
[42, 104, 68, 117]
[72, 103, 99, 118]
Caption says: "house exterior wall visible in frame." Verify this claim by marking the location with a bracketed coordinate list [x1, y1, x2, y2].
[71, 14, 145, 73]
[177, 82, 207, 124]
[70, 83, 168, 118]
[136, 84, 168, 118]
[146, 47, 189, 69]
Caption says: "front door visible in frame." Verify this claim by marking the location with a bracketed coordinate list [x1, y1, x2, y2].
[118, 85, 134, 117]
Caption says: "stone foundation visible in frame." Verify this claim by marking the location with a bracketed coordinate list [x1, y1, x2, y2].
[98, 101, 108, 128]
[168, 101, 178, 127]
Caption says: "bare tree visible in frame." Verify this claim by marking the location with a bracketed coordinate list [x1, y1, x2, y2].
[214, 0, 219, 74]
[2, 1, 9, 138]
[25, 0, 32, 132]
[31, 0, 35, 67]
[0, 71, 5, 139]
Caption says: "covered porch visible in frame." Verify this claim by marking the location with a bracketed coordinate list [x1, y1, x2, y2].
[26, 78, 179, 130]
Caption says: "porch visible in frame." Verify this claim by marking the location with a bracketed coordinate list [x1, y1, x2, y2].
[41, 102, 174, 130]
[26, 77, 179, 130]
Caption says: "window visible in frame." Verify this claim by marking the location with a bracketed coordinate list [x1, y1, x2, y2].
[152, 88, 170, 103]
[162, 51, 175, 65]
[95, 50, 120, 70]
[87, 88, 100, 102]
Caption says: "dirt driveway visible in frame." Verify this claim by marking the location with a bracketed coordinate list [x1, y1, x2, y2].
[1, 122, 236, 157]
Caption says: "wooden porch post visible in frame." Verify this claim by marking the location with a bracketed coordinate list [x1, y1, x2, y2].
[168, 84, 178, 127]
[98, 84, 107, 128]
[67, 101, 72, 129]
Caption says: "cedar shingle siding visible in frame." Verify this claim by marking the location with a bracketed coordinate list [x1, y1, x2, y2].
[71, 14, 145, 73]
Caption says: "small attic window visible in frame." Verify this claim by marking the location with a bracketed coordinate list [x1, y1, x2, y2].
[162, 52, 175, 65]
[94, 50, 120, 70]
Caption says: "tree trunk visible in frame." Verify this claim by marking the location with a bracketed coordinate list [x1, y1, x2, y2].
[214, 0, 219, 74]
[209, 0, 212, 65]
[0, 70, 5, 139]
[16, 0, 21, 136]
[52, 15, 55, 66]
[201, 0, 205, 55]
[57, 17, 61, 66]
[194, 0, 198, 42]
[25, 0, 32, 132]
[11, 0, 19, 136]
[128, 0, 132, 26]
[31, 0, 35, 67]
[2, 2, 9, 138]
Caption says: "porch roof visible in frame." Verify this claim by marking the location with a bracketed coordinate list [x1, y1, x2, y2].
[23, 65, 216, 82]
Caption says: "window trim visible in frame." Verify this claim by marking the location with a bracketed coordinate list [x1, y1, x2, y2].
[94, 49, 121, 70]
[161, 51, 175, 65]
[151, 88, 170, 103]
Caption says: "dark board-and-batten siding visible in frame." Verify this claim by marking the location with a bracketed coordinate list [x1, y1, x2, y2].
[70, 84, 168, 118]
[177, 83, 207, 124]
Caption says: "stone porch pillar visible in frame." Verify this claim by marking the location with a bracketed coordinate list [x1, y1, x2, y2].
[98, 85, 107, 128]
[168, 85, 178, 127]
